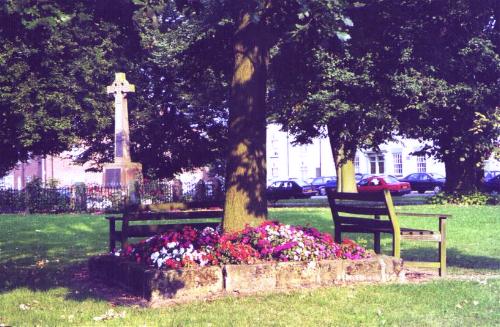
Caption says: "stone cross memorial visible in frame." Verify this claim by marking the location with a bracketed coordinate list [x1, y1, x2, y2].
[102, 73, 142, 188]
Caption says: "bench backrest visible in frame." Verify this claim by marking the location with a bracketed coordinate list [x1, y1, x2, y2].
[326, 189, 400, 233]
[123, 209, 224, 221]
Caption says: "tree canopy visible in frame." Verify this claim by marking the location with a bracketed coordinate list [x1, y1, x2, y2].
[385, 0, 500, 192]
[1, 0, 499, 217]
[0, 0, 228, 179]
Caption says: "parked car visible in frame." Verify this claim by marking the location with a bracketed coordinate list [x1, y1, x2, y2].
[310, 176, 337, 195]
[267, 180, 317, 201]
[357, 175, 411, 196]
[484, 170, 500, 182]
[482, 174, 500, 192]
[355, 173, 370, 183]
[399, 173, 445, 193]
[324, 178, 338, 193]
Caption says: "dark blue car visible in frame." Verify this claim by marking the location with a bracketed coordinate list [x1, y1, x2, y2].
[399, 173, 445, 193]
[267, 180, 317, 201]
[310, 176, 337, 195]
[482, 175, 500, 193]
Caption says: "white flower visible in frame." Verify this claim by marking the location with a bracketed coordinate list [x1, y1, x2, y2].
[157, 257, 164, 268]
[167, 242, 178, 249]
[160, 247, 168, 255]
[293, 255, 299, 261]
[150, 252, 160, 262]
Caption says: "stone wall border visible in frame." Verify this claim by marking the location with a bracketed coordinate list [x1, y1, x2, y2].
[88, 255, 405, 307]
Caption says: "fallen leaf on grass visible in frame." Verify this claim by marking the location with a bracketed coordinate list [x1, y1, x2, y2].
[35, 260, 49, 268]
[19, 303, 30, 311]
[93, 309, 126, 321]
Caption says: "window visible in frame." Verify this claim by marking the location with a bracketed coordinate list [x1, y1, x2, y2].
[393, 153, 403, 176]
[354, 156, 360, 173]
[300, 162, 308, 180]
[407, 173, 419, 181]
[417, 156, 427, 173]
[270, 135, 279, 158]
[368, 154, 385, 174]
[271, 166, 279, 178]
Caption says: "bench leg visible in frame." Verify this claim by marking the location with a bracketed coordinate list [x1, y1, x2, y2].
[392, 233, 401, 258]
[109, 220, 116, 252]
[121, 220, 129, 251]
[439, 217, 447, 276]
[374, 215, 381, 254]
[334, 227, 342, 244]
[374, 232, 381, 254]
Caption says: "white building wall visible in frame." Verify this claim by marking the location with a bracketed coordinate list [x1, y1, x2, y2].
[266, 124, 450, 184]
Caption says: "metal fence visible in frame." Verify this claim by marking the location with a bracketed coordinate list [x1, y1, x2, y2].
[0, 179, 224, 214]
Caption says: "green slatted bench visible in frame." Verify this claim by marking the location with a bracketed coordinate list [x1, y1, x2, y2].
[106, 209, 223, 252]
[326, 189, 449, 276]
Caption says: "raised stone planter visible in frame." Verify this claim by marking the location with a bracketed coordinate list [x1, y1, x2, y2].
[89, 255, 404, 306]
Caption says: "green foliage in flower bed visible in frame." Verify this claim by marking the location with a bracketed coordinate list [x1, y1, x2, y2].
[427, 192, 498, 206]
[0, 205, 499, 326]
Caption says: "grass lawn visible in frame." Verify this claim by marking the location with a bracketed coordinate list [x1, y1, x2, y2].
[0, 205, 499, 326]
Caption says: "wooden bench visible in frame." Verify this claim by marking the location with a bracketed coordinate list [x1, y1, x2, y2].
[106, 209, 223, 251]
[326, 189, 450, 276]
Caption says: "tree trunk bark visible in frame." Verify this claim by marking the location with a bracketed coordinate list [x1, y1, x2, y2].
[329, 138, 357, 193]
[340, 159, 357, 192]
[443, 155, 483, 193]
[223, 13, 268, 232]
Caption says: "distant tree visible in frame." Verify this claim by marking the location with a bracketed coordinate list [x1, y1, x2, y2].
[386, 0, 500, 192]
[269, 2, 395, 192]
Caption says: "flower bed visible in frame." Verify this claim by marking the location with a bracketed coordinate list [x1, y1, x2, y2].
[118, 221, 370, 270]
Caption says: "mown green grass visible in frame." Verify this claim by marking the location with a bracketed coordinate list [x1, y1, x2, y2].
[270, 205, 500, 275]
[0, 205, 499, 326]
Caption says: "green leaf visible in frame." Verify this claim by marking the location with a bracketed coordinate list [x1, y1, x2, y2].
[335, 31, 351, 41]
[342, 17, 354, 27]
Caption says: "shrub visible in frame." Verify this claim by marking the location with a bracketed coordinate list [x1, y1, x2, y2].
[427, 192, 493, 206]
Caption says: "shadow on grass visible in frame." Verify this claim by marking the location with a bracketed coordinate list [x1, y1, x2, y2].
[401, 248, 500, 271]
[0, 258, 147, 305]
[1, 246, 499, 306]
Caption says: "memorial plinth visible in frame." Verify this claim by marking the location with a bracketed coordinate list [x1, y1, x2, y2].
[103, 73, 143, 187]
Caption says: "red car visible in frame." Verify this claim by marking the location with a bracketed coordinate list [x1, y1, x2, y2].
[357, 175, 411, 196]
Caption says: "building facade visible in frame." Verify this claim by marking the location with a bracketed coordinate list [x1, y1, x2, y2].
[0, 154, 102, 189]
[267, 124, 500, 185]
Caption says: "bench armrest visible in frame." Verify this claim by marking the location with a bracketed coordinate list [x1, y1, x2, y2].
[397, 212, 451, 219]
[105, 216, 124, 221]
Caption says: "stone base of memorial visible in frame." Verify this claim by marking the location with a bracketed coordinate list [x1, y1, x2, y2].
[89, 255, 405, 307]
[102, 161, 143, 187]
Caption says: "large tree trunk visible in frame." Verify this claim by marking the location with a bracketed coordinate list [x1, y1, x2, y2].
[328, 136, 357, 193]
[223, 13, 268, 232]
[443, 154, 483, 193]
